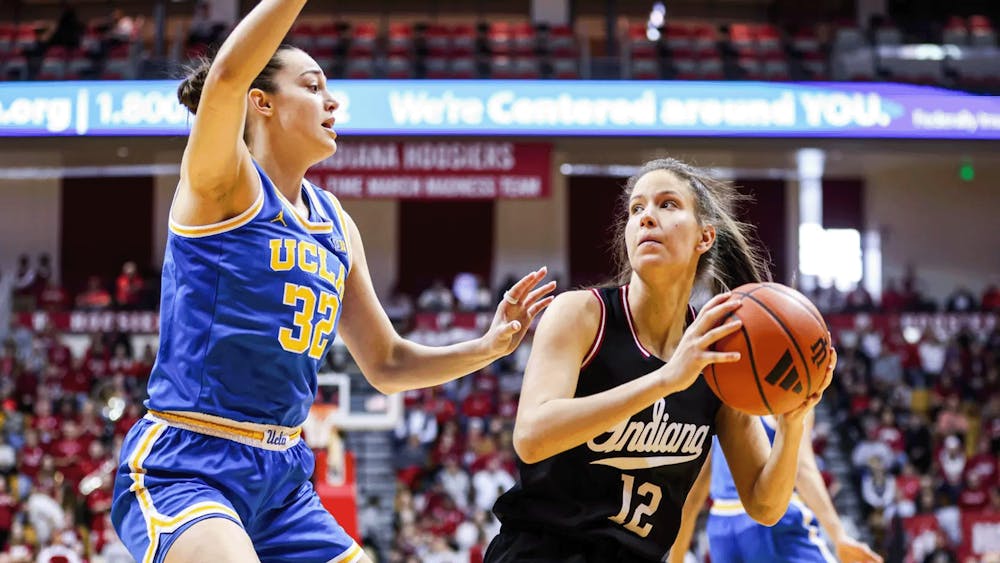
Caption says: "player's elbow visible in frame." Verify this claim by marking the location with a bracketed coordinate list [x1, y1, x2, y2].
[364, 369, 403, 396]
[512, 425, 546, 464]
[745, 500, 784, 526]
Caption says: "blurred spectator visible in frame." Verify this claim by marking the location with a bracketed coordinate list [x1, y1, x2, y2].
[422, 535, 461, 563]
[881, 279, 905, 312]
[958, 472, 990, 511]
[12, 255, 36, 300]
[438, 457, 470, 511]
[114, 261, 144, 309]
[983, 284, 1000, 311]
[0, 479, 17, 549]
[187, 1, 225, 46]
[107, 9, 144, 44]
[452, 273, 482, 312]
[944, 287, 977, 312]
[921, 531, 958, 563]
[76, 276, 112, 310]
[0, 435, 16, 475]
[844, 285, 876, 312]
[385, 286, 415, 326]
[471, 456, 514, 513]
[0, 266, 13, 340]
[396, 434, 428, 489]
[36, 279, 70, 312]
[418, 280, 454, 312]
[395, 405, 439, 447]
[861, 457, 896, 513]
[47, 6, 84, 49]
[937, 435, 967, 499]
[852, 423, 895, 471]
[934, 396, 969, 441]
[26, 484, 64, 545]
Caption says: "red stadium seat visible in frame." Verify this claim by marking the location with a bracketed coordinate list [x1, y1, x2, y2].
[349, 22, 378, 57]
[385, 55, 414, 78]
[314, 23, 342, 52]
[728, 23, 754, 52]
[550, 56, 579, 79]
[65, 48, 93, 79]
[387, 23, 413, 56]
[691, 25, 718, 53]
[450, 24, 477, 56]
[512, 56, 541, 79]
[344, 56, 375, 79]
[755, 24, 782, 54]
[792, 27, 821, 54]
[487, 22, 513, 55]
[547, 25, 577, 56]
[423, 56, 449, 78]
[290, 23, 317, 50]
[626, 22, 657, 58]
[664, 23, 693, 52]
[511, 22, 537, 55]
[490, 55, 514, 78]
[449, 55, 477, 79]
[2, 53, 28, 80]
[423, 24, 450, 56]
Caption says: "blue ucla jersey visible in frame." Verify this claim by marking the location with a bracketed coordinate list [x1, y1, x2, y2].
[710, 417, 777, 501]
[146, 161, 351, 427]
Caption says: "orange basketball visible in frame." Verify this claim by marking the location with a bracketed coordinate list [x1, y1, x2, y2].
[705, 282, 832, 416]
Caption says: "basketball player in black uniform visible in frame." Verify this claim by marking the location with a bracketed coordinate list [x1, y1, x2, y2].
[486, 158, 835, 562]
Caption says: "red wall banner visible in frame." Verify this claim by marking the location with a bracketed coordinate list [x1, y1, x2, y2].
[306, 141, 552, 199]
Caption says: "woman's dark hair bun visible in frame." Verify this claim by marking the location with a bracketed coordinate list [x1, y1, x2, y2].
[177, 57, 212, 115]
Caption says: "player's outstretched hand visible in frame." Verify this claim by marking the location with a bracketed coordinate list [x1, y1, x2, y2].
[777, 345, 836, 430]
[482, 267, 556, 358]
[834, 534, 883, 563]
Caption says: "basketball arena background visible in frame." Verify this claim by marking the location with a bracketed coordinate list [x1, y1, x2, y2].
[0, 0, 998, 561]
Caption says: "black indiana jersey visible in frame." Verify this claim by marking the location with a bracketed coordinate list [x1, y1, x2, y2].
[492, 285, 722, 562]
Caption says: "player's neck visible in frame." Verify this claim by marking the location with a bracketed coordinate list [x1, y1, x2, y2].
[254, 150, 308, 214]
[626, 275, 693, 359]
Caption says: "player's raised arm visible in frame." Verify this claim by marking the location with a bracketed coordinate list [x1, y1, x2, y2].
[175, 0, 308, 224]
[795, 412, 883, 563]
[335, 211, 555, 395]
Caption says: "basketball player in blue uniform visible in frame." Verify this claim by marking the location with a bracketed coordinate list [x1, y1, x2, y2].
[669, 414, 882, 563]
[109, 2, 555, 562]
[485, 159, 834, 562]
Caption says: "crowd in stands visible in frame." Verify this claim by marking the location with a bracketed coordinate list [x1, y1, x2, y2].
[2, 3, 997, 88]
[0, 256, 997, 561]
[5, 254, 156, 315]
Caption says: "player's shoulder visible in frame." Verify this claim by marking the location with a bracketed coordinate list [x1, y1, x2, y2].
[536, 289, 605, 336]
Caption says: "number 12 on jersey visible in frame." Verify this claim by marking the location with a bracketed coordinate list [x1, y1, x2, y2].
[609, 474, 662, 538]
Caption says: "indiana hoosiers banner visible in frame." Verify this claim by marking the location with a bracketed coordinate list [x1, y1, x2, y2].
[306, 141, 551, 199]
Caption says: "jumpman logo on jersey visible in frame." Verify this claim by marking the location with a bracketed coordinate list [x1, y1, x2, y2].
[270, 210, 287, 227]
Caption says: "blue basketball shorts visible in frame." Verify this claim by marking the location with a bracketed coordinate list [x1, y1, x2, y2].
[705, 497, 836, 563]
[111, 412, 363, 563]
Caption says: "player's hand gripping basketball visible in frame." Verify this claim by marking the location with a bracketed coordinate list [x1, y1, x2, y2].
[658, 292, 744, 395]
[776, 344, 836, 430]
[482, 267, 557, 358]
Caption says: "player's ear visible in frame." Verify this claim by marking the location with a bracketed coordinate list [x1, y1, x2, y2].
[696, 224, 716, 254]
[248, 88, 273, 117]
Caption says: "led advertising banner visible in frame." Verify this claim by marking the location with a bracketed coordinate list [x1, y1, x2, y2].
[2, 79, 998, 139]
